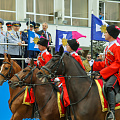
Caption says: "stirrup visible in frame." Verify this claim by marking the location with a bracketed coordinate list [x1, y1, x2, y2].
[105, 111, 115, 120]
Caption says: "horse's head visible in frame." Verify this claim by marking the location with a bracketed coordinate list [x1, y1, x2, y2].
[37, 46, 70, 81]
[0, 54, 22, 86]
[8, 59, 38, 89]
[0, 54, 14, 85]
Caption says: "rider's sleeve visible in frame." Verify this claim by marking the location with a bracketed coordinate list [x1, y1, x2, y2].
[93, 61, 105, 71]
[100, 46, 120, 79]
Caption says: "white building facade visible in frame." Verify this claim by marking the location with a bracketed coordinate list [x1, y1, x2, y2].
[0, 0, 120, 50]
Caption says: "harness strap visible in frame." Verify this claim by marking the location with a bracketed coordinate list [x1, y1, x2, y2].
[9, 87, 26, 110]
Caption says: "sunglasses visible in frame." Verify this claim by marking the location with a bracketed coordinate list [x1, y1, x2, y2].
[87, 57, 91, 58]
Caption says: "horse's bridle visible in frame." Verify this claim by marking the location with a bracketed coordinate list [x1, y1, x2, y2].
[40, 52, 65, 79]
[14, 66, 37, 87]
[0, 61, 13, 80]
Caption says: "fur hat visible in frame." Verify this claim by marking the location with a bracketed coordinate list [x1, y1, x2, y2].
[37, 38, 48, 47]
[67, 39, 79, 51]
[106, 25, 120, 39]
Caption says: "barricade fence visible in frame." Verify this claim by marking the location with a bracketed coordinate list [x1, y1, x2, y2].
[0, 43, 55, 69]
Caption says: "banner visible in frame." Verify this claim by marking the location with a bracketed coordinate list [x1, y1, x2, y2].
[28, 30, 41, 51]
[55, 30, 86, 52]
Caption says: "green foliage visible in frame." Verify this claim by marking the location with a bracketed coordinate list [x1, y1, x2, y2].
[92, 40, 106, 59]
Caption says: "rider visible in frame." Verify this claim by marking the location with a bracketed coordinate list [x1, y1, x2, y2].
[55, 39, 85, 107]
[34, 37, 52, 68]
[92, 25, 120, 120]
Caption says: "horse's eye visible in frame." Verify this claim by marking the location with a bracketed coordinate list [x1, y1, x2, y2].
[5, 67, 8, 70]
[23, 70, 27, 72]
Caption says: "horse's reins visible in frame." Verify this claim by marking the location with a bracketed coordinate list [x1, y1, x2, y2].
[11, 66, 56, 118]
[0, 61, 13, 80]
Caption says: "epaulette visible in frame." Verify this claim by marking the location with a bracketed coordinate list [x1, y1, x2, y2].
[24, 31, 27, 32]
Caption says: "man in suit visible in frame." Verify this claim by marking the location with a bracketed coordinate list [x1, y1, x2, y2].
[0, 18, 7, 66]
[7, 21, 25, 66]
[37, 22, 52, 52]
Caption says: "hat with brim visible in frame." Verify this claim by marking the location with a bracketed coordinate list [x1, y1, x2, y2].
[0, 18, 4, 25]
[37, 38, 48, 47]
[12, 21, 21, 27]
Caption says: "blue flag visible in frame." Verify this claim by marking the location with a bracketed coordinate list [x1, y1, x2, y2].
[28, 30, 41, 51]
[55, 30, 72, 52]
[55, 30, 86, 52]
[91, 14, 108, 41]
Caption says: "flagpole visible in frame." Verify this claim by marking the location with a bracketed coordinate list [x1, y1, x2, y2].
[91, 11, 93, 79]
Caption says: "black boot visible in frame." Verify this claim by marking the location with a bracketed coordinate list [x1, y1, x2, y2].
[107, 88, 115, 120]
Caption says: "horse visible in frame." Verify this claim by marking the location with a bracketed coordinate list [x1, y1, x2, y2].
[36, 50, 120, 120]
[0, 54, 33, 120]
[8, 61, 65, 120]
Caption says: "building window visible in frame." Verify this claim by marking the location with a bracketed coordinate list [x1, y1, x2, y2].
[0, 0, 16, 20]
[99, 1, 120, 27]
[26, 0, 34, 12]
[26, 0, 54, 24]
[64, 0, 88, 27]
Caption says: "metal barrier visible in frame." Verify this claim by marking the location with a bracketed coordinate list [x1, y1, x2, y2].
[0, 43, 55, 69]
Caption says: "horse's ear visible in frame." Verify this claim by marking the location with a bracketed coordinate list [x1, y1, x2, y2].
[30, 58, 34, 67]
[4, 53, 8, 59]
[59, 45, 64, 56]
[8, 54, 11, 62]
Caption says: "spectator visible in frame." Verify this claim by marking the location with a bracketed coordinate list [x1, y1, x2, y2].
[0, 18, 7, 66]
[95, 53, 102, 61]
[34, 23, 40, 33]
[83, 54, 91, 72]
[7, 21, 25, 66]
[99, 12, 104, 20]
[37, 22, 52, 52]
[6, 22, 12, 31]
[77, 51, 86, 61]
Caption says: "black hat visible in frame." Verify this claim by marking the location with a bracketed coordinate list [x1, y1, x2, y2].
[26, 21, 35, 27]
[0, 18, 4, 25]
[12, 21, 21, 27]
[67, 39, 79, 51]
[37, 38, 48, 47]
[106, 25, 120, 39]
[35, 23, 40, 28]
[6, 22, 12, 27]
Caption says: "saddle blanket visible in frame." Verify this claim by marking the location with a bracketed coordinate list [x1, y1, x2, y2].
[57, 92, 66, 118]
[95, 79, 120, 112]
[23, 86, 35, 105]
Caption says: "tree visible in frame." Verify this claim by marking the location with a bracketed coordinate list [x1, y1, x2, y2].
[92, 40, 107, 59]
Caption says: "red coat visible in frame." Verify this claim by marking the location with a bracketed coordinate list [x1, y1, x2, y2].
[71, 53, 85, 70]
[34, 51, 52, 67]
[93, 41, 120, 84]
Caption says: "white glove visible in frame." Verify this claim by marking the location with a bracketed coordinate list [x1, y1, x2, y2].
[54, 77, 60, 82]
[89, 59, 94, 66]
[25, 58, 31, 63]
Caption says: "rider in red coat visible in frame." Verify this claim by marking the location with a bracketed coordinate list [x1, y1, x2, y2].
[56, 39, 85, 107]
[93, 25, 120, 120]
[34, 38, 52, 67]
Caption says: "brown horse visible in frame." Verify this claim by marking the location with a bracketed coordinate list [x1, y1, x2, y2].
[8, 62, 65, 120]
[37, 51, 120, 120]
[0, 54, 33, 120]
